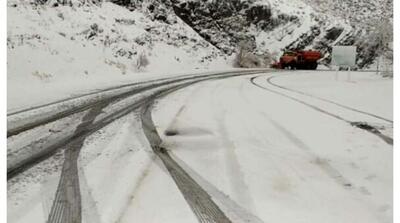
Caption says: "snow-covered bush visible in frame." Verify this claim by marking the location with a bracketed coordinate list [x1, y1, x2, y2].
[32, 71, 53, 82]
[234, 43, 257, 68]
[104, 59, 127, 75]
[135, 52, 149, 70]
[234, 42, 272, 68]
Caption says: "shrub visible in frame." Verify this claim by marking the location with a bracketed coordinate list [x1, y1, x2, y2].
[135, 52, 149, 70]
[233, 42, 272, 68]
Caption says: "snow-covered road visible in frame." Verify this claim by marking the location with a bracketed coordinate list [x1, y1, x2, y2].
[152, 71, 392, 223]
[8, 70, 392, 223]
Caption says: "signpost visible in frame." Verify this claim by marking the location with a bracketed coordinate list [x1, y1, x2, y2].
[331, 46, 357, 81]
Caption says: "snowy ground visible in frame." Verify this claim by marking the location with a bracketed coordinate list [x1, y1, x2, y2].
[152, 71, 392, 223]
[7, 70, 392, 223]
[271, 71, 392, 118]
[7, 1, 231, 112]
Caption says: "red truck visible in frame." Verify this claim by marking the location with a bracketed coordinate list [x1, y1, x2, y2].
[272, 50, 321, 70]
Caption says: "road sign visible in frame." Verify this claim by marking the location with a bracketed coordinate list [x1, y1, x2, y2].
[331, 46, 356, 67]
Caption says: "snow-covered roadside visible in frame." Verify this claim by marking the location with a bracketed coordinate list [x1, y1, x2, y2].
[269, 71, 393, 119]
[7, 67, 238, 113]
[261, 71, 393, 138]
[7, 0, 232, 112]
[152, 72, 392, 223]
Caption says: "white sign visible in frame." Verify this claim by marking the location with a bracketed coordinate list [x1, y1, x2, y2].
[332, 46, 356, 67]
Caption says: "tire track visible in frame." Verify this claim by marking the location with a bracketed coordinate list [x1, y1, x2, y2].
[7, 98, 146, 179]
[8, 70, 264, 179]
[38, 71, 266, 223]
[8, 70, 267, 137]
[250, 75, 393, 145]
[140, 86, 234, 223]
[171, 154, 265, 223]
[7, 71, 206, 116]
[239, 79, 354, 189]
[210, 81, 255, 210]
[8, 70, 267, 223]
[267, 74, 393, 123]
[267, 118, 354, 189]
[47, 103, 106, 223]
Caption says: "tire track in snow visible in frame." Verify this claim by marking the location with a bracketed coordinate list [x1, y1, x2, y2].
[163, 82, 209, 136]
[141, 98, 232, 223]
[115, 155, 157, 223]
[8, 70, 266, 137]
[47, 103, 106, 223]
[238, 77, 356, 190]
[8, 70, 265, 179]
[139, 72, 267, 222]
[171, 154, 265, 223]
[78, 166, 102, 223]
[210, 80, 255, 211]
[267, 74, 393, 123]
[250, 75, 393, 145]
[267, 118, 354, 189]
[9, 70, 266, 223]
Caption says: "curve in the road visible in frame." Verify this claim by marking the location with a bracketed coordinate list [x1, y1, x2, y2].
[267, 74, 393, 123]
[7, 70, 248, 137]
[9, 71, 267, 223]
[7, 72, 196, 116]
[250, 75, 393, 145]
[7, 70, 265, 179]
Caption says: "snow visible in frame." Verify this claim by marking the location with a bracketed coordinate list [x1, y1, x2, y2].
[79, 115, 196, 223]
[250, 0, 352, 59]
[7, 70, 392, 223]
[270, 71, 393, 119]
[250, 0, 316, 54]
[151, 71, 392, 223]
[7, 0, 231, 112]
[6, 0, 393, 222]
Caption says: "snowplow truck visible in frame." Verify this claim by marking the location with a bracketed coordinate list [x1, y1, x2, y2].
[273, 50, 321, 70]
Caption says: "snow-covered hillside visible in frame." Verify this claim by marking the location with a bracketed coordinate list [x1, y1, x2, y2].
[7, 0, 392, 110]
[7, 0, 230, 110]
[170, 0, 392, 67]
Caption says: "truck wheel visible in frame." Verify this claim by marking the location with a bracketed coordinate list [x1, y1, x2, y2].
[311, 62, 318, 70]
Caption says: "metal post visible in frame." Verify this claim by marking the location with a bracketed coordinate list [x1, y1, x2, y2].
[335, 66, 339, 81]
[376, 55, 380, 75]
[347, 67, 351, 82]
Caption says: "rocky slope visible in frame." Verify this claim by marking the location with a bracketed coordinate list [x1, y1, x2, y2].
[7, 0, 393, 77]
[167, 0, 392, 68]
[7, 0, 227, 80]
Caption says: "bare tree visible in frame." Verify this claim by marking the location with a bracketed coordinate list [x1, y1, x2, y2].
[370, 17, 393, 76]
